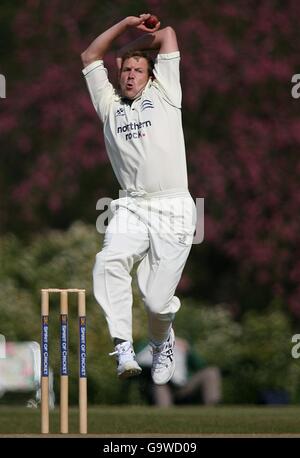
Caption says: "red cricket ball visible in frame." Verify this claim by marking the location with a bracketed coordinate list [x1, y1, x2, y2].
[144, 15, 159, 29]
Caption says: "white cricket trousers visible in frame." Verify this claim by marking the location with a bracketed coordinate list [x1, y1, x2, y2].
[93, 189, 196, 343]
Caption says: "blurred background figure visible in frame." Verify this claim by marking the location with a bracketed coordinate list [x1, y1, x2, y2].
[0, 341, 55, 409]
[136, 336, 222, 407]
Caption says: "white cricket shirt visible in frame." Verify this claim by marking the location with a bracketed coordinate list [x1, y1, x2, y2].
[82, 51, 188, 194]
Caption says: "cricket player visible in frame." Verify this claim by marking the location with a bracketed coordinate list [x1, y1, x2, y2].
[81, 14, 196, 384]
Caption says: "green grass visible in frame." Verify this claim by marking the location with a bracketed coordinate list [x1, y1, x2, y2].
[1, 405, 300, 435]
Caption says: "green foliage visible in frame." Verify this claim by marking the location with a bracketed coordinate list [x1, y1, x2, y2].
[175, 301, 300, 404]
[0, 221, 155, 404]
[1, 222, 300, 405]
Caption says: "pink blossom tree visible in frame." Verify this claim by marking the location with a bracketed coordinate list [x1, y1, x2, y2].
[0, 0, 299, 315]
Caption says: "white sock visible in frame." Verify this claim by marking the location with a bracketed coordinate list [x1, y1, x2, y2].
[147, 310, 174, 346]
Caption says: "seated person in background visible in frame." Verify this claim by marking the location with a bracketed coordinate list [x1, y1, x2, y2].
[136, 336, 222, 407]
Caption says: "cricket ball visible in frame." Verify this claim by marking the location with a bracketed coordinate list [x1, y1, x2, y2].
[144, 15, 159, 29]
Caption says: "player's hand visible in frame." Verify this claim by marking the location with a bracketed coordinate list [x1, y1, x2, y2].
[125, 14, 161, 33]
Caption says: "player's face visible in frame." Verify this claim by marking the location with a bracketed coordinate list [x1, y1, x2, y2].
[119, 57, 150, 99]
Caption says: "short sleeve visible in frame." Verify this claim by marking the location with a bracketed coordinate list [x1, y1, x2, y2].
[82, 60, 116, 123]
[153, 51, 182, 108]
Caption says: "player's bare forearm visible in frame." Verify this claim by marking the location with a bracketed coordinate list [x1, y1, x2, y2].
[81, 19, 128, 66]
[81, 14, 161, 67]
[116, 27, 179, 60]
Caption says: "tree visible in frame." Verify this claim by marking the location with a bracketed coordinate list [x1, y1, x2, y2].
[0, 0, 299, 316]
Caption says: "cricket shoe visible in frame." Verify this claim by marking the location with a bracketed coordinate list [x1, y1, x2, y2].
[109, 341, 142, 379]
[150, 328, 175, 385]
